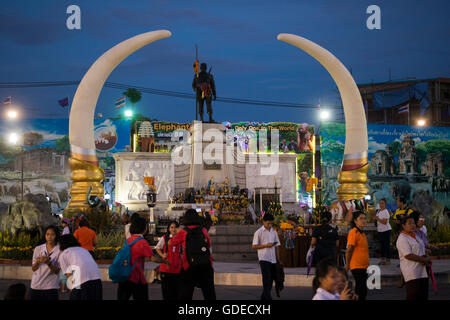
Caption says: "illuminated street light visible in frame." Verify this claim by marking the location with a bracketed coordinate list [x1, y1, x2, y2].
[124, 109, 133, 118]
[8, 132, 18, 145]
[319, 110, 330, 121]
[7, 110, 18, 119]
[417, 119, 426, 127]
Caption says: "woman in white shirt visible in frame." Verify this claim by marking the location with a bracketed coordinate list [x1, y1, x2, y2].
[59, 234, 103, 300]
[312, 258, 353, 300]
[61, 218, 71, 235]
[373, 198, 392, 265]
[396, 215, 430, 300]
[30, 226, 61, 300]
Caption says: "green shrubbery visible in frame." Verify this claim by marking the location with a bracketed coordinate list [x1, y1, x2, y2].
[96, 232, 125, 248]
[428, 225, 450, 244]
[0, 231, 40, 248]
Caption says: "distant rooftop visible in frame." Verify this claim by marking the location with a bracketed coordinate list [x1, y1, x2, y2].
[357, 77, 450, 87]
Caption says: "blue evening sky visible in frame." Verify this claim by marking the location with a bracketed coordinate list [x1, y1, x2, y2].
[0, 0, 449, 126]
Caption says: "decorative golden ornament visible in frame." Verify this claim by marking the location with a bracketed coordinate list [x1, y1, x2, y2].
[336, 164, 370, 201]
[64, 157, 104, 217]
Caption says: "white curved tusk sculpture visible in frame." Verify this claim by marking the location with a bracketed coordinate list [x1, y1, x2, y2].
[277, 33, 369, 200]
[65, 30, 172, 215]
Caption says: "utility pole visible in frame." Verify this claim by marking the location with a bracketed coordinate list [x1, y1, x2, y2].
[21, 145, 24, 200]
[194, 44, 199, 121]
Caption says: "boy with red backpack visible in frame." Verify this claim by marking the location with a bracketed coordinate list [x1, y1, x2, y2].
[169, 209, 216, 300]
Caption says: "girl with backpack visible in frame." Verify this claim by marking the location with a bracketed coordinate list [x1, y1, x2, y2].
[115, 216, 166, 300]
[155, 221, 182, 300]
[169, 209, 216, 300]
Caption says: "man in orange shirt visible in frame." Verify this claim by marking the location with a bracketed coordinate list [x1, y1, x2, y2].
[74, 219, 98, 257]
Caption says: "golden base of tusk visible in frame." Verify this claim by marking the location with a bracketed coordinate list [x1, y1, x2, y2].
[64, 157, 104, 217]
[336, 164, 370, 201]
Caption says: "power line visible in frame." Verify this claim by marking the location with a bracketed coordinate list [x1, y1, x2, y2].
[0, 81, 343, 110]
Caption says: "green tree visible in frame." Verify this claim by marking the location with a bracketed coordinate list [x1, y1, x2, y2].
[22, 132, 43, 147]
[297, 153, 314, 173]
[55, 135, 70, 152]
[416, 140, 450, 177]
[389, 141, 401, 157]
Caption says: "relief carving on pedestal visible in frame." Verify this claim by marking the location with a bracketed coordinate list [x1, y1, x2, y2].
[122, 160, 174, 201]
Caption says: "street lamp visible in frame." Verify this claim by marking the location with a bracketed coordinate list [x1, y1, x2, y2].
[417, 119, 426, 127]
[7, 110, 18, 119]
[319, 110, 330, 121]
[124, 109, 133, 118]
[8, 132, 18, 144]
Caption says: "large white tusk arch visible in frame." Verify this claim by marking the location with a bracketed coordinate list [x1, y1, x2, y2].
[277, 33, 368, 160]
[69, 30, 172, 165]
[277, 33, 369, 200]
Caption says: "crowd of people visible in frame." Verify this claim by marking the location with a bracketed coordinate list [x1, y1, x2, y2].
[3, 196, 432, 301]
[304, 196, 431, 300]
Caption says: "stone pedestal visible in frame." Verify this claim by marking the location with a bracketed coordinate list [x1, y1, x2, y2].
[113, 121, 299, 211]
[189, 121, 236, 189]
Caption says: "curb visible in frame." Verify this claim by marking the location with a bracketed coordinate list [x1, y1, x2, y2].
[1, 265, 449, 287]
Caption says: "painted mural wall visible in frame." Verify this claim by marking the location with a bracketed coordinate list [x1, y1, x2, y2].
[320, 122, 450, 214]
[0, 118, 130, 213]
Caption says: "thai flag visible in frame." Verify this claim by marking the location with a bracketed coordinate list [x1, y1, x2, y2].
[398, 103, 409, 114]
[58, 97, 69, 108]
[2, 96, 11, 107]
[115, 96, 126, 109]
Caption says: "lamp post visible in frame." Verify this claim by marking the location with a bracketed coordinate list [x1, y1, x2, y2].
[124, 109, 134, 151]
[8, 133, 24, 201]
[144, 177, 157, 234]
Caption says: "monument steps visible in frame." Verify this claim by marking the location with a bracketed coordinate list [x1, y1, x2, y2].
[209, 225, 259, 262]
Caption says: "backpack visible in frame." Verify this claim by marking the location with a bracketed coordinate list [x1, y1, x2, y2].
[108, 238, 145, 283]
[184, 227, 210, 267]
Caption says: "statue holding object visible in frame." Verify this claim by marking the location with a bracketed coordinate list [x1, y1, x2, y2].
[192, 62, 216, 123]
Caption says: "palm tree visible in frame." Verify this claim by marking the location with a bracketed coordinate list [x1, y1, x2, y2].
[123, 88, 142, 106]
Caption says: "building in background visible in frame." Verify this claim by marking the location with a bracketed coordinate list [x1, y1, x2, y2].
[358, 77, 450, 126]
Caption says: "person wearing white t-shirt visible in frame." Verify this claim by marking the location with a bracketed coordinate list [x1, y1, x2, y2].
[30, 226, 61, 300]
[252, 213, 281, 301]
[396, 215, 430, 300]
[59, 234, 103, 300]
[373, 199, 392, 265]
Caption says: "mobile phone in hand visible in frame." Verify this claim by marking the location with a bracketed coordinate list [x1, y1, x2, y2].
[348, 280, 353, 291]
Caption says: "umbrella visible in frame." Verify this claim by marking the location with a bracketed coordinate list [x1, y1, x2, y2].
[307, 250, 315, 277]
[430, 262, 438, 295]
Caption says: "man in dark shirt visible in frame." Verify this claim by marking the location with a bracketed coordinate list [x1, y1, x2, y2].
[310, 211, 339, 265]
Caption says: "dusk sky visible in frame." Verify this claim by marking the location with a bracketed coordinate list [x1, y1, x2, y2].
[1, 0, 449, 126]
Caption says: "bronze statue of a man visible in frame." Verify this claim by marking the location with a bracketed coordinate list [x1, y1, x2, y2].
[192, 63, 216, 122]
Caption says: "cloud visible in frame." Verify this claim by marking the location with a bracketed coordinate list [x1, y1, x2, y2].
[368, 137, 386, 153]
[39, 132, 65, 141]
